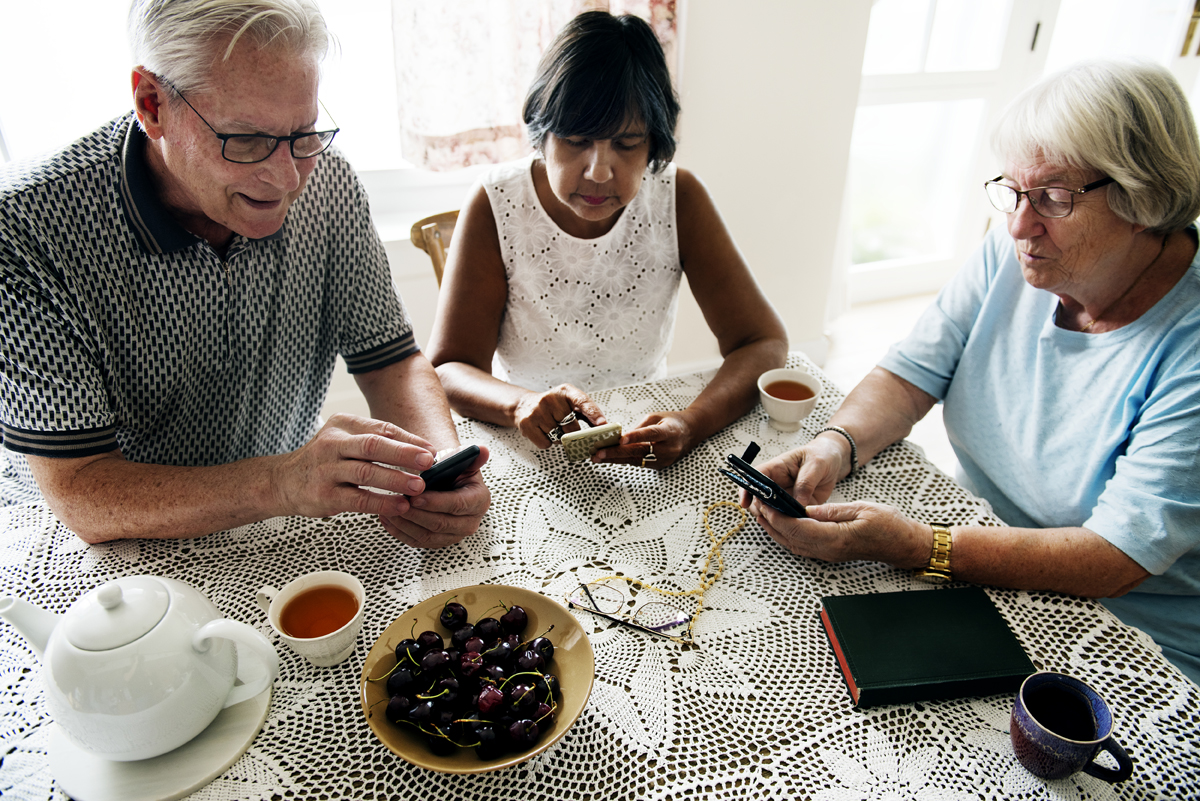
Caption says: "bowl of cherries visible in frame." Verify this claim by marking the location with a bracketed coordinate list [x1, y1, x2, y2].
[359, 584, 595, 773]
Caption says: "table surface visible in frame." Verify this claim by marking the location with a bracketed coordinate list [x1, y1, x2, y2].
[2, 354, 1198, 801]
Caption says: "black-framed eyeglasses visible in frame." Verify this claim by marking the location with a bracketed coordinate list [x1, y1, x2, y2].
[984, 175, 1114, 219]
[567, 581, 692, 643]
[168, 83, 339, 164]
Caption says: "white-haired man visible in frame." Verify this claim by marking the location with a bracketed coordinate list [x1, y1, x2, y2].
[0, 0, 490, 545]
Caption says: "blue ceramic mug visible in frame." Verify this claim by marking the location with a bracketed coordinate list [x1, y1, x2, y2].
[1010, 671, 1133, 782]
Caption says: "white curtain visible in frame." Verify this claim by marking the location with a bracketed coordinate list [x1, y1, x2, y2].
[392, 0, 680, 171]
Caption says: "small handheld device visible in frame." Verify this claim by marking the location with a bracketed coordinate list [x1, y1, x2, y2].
[561, 423, 622, 463]
[419, 444, 481, 492]
[719, 442, 806, 518]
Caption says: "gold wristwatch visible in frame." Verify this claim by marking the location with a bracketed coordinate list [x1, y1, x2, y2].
[913, 524, 953, 584]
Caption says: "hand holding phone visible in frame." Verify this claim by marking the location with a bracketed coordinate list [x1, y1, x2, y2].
[419, 444, 481, 492]
[719, 442, 806, 518]
[561, 422, 622, 462]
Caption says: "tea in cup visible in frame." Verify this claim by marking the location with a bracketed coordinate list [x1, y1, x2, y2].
[257, 571, 365, 667]
[1010, 671, 1133, 782]
[757, 368, 822, 432]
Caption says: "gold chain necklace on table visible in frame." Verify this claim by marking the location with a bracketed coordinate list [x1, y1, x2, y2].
[593, 500, 748, 645]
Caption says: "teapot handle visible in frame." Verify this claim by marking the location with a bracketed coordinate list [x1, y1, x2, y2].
[193, 619, 280, 708]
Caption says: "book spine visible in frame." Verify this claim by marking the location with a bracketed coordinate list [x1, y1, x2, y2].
[819, 606, 860, 706]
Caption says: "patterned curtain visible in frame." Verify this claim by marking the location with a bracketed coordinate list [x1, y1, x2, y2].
[392, 0, 680, 172]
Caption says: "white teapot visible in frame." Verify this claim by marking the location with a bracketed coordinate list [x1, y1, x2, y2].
[0, 575, 278, 762]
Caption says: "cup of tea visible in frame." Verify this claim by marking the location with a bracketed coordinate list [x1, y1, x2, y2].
[256, 571, 365, 667]
[1010, 671, 1133, 783]
[757, 368, 822, 432]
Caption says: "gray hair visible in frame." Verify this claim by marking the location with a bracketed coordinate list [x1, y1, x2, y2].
[992, 59, 1200, 234]
[128, 0, 330, 95]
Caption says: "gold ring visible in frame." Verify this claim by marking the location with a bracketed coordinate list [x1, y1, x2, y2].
[641, 442, 658, 469]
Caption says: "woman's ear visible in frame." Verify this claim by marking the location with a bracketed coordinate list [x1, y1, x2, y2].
[132, 68, 167, 139]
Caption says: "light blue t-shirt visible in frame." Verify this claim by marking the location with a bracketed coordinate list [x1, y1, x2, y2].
[879, 227, 1200, 684]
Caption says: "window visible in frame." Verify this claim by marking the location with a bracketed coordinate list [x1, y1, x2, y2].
[0, 0, 482, 242]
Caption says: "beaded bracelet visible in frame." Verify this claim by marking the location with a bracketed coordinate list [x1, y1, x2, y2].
[817, 425, 858, 479]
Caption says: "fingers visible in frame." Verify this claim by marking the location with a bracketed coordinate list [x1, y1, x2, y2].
[559, 385, 607, 426]
[382, 471, 491, 548]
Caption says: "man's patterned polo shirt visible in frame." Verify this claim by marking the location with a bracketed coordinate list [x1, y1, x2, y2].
[0, 113, 417, 502]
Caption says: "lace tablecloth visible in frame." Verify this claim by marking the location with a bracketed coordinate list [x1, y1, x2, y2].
[2, 355, 1198, 801]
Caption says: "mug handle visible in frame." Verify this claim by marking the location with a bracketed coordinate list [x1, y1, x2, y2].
[193, 619, 281, 708]
[256, 585, 279, 615]
[1082, 737, 1134, 783]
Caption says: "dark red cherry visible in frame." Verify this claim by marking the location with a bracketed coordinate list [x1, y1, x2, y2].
[385, 694, 413, 724]
[451, 624, 477, 650]
[439, 601, 468, 630]
[528, 636, 554, 662]
[395, 638, 421, 666]
[500, 605, 528, 634]
[386, 666, 419, 696]
[477, 684, 505, 715]
[420, 648, 451, 674]
[508, 719, 539, 745]
[475, 617, 501, 643]
[516, 648, 544, 672]
[416, 630, 444, 654]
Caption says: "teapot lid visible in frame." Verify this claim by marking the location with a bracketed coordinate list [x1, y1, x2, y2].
[63, 577, 170, 651]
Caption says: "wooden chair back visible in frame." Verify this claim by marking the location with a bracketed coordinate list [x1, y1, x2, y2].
[409, 210, 459, 287]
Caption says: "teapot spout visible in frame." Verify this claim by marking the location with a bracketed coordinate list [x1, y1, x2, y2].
[0, 596, 59, 658]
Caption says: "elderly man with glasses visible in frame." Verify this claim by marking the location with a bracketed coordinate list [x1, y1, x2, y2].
[0, 0, 490, 546]
[743, 60, 1200, 686]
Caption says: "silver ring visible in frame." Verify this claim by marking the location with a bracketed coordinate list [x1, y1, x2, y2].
[547, 412, 578, 444]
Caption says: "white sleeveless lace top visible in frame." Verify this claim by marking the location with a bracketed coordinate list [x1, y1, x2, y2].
[483, 156, 683, 393]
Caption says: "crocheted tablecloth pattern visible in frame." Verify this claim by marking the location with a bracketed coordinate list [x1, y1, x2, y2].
[2, 355, 1197, 800]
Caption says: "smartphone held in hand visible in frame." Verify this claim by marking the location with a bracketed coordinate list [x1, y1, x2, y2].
[420, 444, 481, 492]
[719, 442, 806, 518]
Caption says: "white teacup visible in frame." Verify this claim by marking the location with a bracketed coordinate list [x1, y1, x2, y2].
[758, 368, 822, 432]
[256, 571, 365, 667]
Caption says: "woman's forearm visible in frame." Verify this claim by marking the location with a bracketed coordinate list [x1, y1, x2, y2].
[434, 361, 532, 428]
[683, 335, 788, 443]
[826, 367, 938, 473]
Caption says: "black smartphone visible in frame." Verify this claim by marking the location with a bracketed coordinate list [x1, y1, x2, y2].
[419, 444, 481, 492]
[719, 442, 806, 518]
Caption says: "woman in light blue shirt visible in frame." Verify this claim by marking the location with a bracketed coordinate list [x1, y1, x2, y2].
[746, 60, 1200, 685]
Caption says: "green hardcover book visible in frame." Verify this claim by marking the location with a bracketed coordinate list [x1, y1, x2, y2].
[820, 586, 1035, 708]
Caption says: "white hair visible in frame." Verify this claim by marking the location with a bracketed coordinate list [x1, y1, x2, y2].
[992, 59, 1200, 233]
[128, 0, 331, 95]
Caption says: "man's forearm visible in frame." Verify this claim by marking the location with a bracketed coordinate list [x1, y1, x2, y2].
[355, 353, 460, 449]
[29, 451, 286, 543]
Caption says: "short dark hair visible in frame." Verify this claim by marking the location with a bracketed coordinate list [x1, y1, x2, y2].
[523, 11, 680, 173]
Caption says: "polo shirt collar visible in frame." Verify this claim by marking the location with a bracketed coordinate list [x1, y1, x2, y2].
[118, 116, 285, 255]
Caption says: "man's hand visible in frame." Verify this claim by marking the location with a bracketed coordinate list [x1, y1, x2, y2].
[270, 414, 439, 519]
[380, 446, 492, 548]
[513, 384, 607, 448]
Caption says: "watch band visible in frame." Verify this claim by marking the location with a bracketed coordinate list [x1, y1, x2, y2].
[914, 524, 953, 583]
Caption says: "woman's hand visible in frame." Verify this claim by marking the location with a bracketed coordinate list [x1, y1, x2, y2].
[753, 500, 930, 569]
[513, 384, 607, 448]
[593, 410, 698, 469]
[743, 434, 852, 509]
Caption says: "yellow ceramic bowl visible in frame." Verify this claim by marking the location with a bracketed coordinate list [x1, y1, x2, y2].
[359, 584, 595, 773]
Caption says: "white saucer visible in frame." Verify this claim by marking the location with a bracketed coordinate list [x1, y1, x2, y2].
[48, 687, 271, 801]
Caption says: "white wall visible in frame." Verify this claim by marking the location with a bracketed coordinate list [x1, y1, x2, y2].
[324, 1, 874, 417]
[669, 0, 872, 371]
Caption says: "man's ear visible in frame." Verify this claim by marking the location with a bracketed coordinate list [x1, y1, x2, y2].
[133, 67, 167, 140]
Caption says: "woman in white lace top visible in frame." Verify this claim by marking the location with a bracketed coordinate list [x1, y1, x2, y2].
[428, 11, 787, 470]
